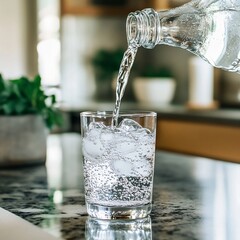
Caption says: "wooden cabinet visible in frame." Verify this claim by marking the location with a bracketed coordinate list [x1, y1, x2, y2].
[156, 118, 240, 163]
[61, 0, 190, 16]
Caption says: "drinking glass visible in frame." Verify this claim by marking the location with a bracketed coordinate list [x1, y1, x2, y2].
[80, 111, 157, 219]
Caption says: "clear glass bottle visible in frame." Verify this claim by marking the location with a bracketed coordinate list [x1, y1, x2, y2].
[126, 0, 240, 73]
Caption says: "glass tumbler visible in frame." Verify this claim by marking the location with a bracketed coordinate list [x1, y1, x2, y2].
[80, 111, 157, 219]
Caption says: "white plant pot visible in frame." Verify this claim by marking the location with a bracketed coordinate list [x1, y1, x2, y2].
[133, 77, 176, 104]
[0, 115, 48, 167]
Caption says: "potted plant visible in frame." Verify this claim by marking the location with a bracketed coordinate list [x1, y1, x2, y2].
[0, 74, 62, 167]
[92, 48, 124, 101]
[133, 66, 176, 104]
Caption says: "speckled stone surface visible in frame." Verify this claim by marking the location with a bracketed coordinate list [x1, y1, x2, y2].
[1, 133, 240, 240]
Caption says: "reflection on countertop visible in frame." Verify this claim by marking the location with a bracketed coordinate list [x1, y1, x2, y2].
[0, 133, 240, 240]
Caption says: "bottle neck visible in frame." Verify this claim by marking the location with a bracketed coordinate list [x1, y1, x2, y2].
[126, 8, 160, 49]
[127, 6, 207, 52]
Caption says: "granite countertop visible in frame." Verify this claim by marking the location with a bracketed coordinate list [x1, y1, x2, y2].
[0, 133, 240, 240]
[61, 102, 240, 126]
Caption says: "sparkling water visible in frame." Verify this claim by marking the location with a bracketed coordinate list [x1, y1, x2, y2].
[82, 119, 155, 207]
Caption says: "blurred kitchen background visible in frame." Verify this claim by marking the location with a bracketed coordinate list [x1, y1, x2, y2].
[1, 0, 240, 126]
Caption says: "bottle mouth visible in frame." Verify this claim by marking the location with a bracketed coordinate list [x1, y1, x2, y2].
[126, 8, 159, 49]
[126, 12, 140, 47]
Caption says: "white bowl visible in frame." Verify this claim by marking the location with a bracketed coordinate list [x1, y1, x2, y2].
[133, 77, 176, 104]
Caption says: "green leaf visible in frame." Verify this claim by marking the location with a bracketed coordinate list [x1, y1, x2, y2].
[2, 101, 16, 115]
[50, 95, 56, 105]
[0, 74, 5, 92]
[14, 100, 29, 114]
[42, 108, 62, 129]
[33, 75, 41, 88]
